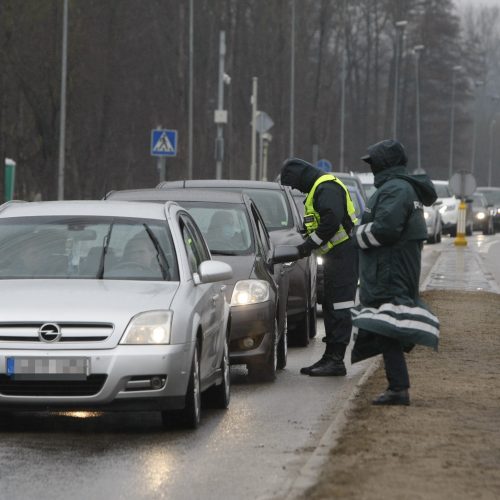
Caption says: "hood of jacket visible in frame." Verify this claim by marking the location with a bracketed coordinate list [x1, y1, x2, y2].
[362, 139, 408, 172]
[374, 166, 438, 207]
[280, 158, 324, 194]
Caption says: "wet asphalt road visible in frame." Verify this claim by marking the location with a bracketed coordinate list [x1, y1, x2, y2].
[1, 234, 498, 500]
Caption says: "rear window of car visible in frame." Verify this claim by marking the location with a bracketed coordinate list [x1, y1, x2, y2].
[176, 202, 255, 256]
[0, 216, 178, 281]
[241, 188, 293, 231]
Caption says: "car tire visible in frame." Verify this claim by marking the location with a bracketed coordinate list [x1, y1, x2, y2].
[203, 336, 231, 409]
[288, 310, 310, 347]
[277, 318, 287, 370]
[436, 229, 442, 243]
[248, 320, 277, 382]
[162, 343, 201, 429]
[427, 233, 436, 244]
[466, 224, 473, 236]
[308, 305, 317, 338]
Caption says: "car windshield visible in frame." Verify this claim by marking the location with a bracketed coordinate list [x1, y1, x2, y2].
[178, 202, 254, 256]
[434, 183, 452, 198]
[0, 216, 179, 281]
[241, 188, 293, 231]
[479, 189, 500, 205]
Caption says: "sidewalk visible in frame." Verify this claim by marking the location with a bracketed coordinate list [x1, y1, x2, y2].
[283, 244, 500, 500]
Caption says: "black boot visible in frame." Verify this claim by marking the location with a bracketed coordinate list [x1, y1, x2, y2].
[372, 389, 410, 406]
[300, 356, 329, 375]
[308, 356, 346, 376]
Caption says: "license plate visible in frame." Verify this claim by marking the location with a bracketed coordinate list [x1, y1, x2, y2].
[6, 357, 89, 381]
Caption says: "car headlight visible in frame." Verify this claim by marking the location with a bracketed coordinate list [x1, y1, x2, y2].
[316, 256, 323, 265]
[438, 205, 448, 214]
[120, 310, 172, 345]
[497, 208, 500, 215]
[476, 212, 486, 220]
[423, 211, 430, 220]
[231, 280, 270, 306]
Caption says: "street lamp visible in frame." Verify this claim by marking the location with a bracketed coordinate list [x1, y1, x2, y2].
[413, 45, 424, 172]
[470, 80, 485, 174]
[448, 65, 462, 179]
[188, 0, 194, 180]
[488, 118, 497, 187]
[393, 20, 408, 139]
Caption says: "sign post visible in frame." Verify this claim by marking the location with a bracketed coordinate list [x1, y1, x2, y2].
[151, 128, 177, 183]
[315, 159, 332, 172]
[4, 158, 16, 201]
[449, 171, 476, 247]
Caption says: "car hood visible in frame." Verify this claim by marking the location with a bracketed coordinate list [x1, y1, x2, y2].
[0, 279, 179, 322]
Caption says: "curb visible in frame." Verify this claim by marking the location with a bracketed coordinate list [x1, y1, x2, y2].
[282, 357, 381, 500]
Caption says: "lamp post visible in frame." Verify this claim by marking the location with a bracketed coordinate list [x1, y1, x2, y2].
[57, 0, 68, 200]
[470, 80, 485, 174]
[448, 65, 462, 179]
[393, 20, 408, 139]
[488, 118, 497, 187]
[413, 45, 424, 172]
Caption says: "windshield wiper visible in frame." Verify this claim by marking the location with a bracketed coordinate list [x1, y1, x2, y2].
[143, 224, 170, 280]
[96, 222, 114, 279]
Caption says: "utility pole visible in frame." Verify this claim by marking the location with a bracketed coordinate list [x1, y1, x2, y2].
[413, 45, 424, 172]
[289, 0, 295, 157]
[250, 77, 258, 180]
[448, 65, 462, 179]
[57, 0, 68, 200]
[188, 0, 194, 179]
[214, 31, 228, 179]
[392, 20, 407, 139]
[470, 80, 484, 174]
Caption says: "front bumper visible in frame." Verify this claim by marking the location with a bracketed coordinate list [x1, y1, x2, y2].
[228, 301, 274, 365]
[0, 343, 193, 410]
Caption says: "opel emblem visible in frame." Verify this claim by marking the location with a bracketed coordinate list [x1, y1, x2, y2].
[38, 323, 62, 343]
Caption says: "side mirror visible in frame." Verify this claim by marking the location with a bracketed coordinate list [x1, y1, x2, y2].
[271, 245, 300, 264]
[196, 260, 233, 284]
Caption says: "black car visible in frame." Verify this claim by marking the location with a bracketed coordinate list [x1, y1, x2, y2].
[105, 188, 289, 381]
[156, 179, 317, 347]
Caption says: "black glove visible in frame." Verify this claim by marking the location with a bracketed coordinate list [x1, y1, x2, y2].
[297, 242, 312, 258]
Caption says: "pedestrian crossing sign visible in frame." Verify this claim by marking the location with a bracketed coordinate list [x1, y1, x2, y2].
[151, 129, 177, 157]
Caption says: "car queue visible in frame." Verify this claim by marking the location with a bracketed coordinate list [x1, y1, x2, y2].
[1, 173, 496, 430]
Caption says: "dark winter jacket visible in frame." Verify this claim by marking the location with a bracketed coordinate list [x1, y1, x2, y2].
[351, 141, 440, 356]
[280, 158, 349, 252]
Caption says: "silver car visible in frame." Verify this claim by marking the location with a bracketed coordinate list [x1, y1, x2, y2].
[0, 200, 233, 429]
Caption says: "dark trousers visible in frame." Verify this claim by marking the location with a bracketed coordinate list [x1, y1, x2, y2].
[378, 335, 410, 391]
[321, 239, 358, 353]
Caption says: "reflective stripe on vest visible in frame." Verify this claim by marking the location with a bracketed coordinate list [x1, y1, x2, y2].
[304, 174, 357, 255]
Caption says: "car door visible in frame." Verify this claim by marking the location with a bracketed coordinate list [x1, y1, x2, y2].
[250, 202, 288, 341]
[179, 214, 225, 378]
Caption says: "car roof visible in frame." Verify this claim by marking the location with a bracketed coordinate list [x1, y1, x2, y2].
[157, 179, 287, 191]
[107, 188, 247, 205]
[477, 186, 500, 191]
[0, 200, 170, 220]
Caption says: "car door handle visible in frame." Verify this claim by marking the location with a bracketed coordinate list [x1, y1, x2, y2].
[282, 261, 295, 268]
[212, 294, 219, 304]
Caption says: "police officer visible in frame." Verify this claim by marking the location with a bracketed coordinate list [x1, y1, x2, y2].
[281, 158, 358, 376]
[351, 139, 439, 405]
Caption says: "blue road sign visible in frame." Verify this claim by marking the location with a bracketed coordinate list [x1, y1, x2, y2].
[316, 159, 332, 172]
[151, 129, 177, 157]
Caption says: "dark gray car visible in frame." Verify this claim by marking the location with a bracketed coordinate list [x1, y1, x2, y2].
[155, 179, 317, 347]
[105, 188, 289, 381]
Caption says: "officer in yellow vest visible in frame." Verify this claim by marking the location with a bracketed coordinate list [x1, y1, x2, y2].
[281, 158, 358, 376]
